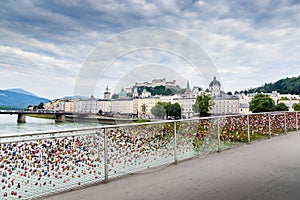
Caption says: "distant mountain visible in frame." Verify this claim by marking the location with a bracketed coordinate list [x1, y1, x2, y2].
[243, 76, 300, 95]
[0, 89, 49, 108]
[6, 88, 38, 97]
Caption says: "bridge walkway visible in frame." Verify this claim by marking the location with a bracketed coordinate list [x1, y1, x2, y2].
[44, 131, 300, 200]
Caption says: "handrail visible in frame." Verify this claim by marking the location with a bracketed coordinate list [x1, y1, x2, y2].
[0, 111, 299, 140]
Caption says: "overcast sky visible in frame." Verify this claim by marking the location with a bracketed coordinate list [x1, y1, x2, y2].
[1, 0, 300, 99]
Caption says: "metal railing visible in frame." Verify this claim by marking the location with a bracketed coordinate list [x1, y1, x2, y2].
[0, 111, 299, 199]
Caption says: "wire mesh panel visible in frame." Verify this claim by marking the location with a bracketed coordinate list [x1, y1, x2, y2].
[176, 118, 218, 161]
[248, 114, 270, 141]
[219, 115, 248, 150]
[0, 129, 104, 199]
[285, 112, 297, 132]
[270, 113, 285, 135]
[106, 122, 175, 178]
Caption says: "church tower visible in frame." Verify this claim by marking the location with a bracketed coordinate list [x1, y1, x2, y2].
[104, 85, 111, 100]
[209, 77, 221, 97]
[186, 79, 191, 92]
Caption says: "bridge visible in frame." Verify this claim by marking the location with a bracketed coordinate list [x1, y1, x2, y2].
[0, 110, 74, 122]
[0, 111, 299, 199]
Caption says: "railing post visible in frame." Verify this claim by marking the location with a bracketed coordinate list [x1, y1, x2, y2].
[296, 112, 299, 131]
[104, 128, 108, 183]
[268, 114, 272, 139]
[217, 118, 221, 152]
[96, 130, 102, 181]
[284, 112, 287, 134]
[247, 115, 250, 144]
[173, 121, 178, 165]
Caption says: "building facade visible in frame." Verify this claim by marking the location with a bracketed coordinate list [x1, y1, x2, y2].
[178, 98, 196, 118]
[137, 97, 160, 119]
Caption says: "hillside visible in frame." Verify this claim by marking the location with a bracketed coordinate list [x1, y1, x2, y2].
[0, 89, 49, 108]
[244, 76, 300, 95]
[6, 88, 38, 97]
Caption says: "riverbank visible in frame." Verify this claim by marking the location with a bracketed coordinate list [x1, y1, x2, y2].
[66, 114, 151, 125]
[27, 113, 152, 125]
[27, 114, 55, 119]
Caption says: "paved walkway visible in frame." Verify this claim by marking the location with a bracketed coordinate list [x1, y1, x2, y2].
[44, 132, 300, 200]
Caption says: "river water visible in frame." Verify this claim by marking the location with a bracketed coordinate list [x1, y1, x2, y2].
[0, 114, 101, 135]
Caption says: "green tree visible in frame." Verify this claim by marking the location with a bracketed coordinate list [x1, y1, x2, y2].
[249, 94, 275, 113]
[166, 102, 181, 119]
[293, 103, 300, 111]
[245, 76, 300, 95]
[280, 97, 289, 100]
[273, 103, 288, 111]
[192, 94, 213, 116]
[111, 93, 119, 99]
[151, 102, 182, 119]
[37, 102, 44, 109]
[33, 105, 38, 111]
[145, 86, 174, 96]
[151, 103, 166, 119]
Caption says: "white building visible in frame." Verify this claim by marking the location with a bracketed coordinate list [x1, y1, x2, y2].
[137, 97, 160, 119]
[98, 100, 112, 113]
[159, 94, 181, 104]
[209, 77, 221, 97]
[178, 98, 196, 118]
[64, 100, 75, 112]
[247, 91, 280, 105]
[111, 99, 133, 114]
[74, 101, 82, 113]
[135, 78, 177, 88]
[209, 77, 240, 115]
[103, 86, 111, 100]
[211, 97, 240, 115]
[141, 89, 151, 98]
[81, 95, 98, 113]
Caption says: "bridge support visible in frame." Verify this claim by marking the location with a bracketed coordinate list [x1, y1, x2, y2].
[17, 114, 26, 123]
[55, 115, 66, 122]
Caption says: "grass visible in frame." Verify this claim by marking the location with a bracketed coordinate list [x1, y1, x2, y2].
[132, 119, 151, 123]
[27, 114, 55, 119]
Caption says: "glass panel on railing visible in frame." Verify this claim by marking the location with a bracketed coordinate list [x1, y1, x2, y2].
[0, 130, 104, 199]
[106, 122, 175, 178]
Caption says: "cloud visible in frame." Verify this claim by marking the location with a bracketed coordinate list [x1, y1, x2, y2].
[0, 0, 300, 98]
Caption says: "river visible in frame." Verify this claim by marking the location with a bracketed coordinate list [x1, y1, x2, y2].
[0, 114, 101, 135]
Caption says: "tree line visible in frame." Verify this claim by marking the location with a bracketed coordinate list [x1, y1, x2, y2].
[243, 76, 300, 95]
[151, 92, 300, 119]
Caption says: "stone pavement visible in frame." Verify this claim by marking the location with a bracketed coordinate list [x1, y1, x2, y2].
[43, 132, 300, 200]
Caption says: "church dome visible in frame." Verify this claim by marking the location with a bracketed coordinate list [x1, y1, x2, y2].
[209, 77, 221, 87]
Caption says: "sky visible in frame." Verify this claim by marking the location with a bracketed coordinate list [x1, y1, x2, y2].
[1, 0, 300, 99]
